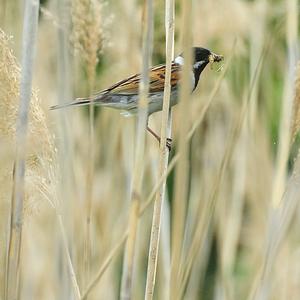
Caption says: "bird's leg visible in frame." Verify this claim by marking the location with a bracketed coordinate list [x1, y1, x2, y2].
[146, 126, 172, 151]
[147, 126, 160, 142]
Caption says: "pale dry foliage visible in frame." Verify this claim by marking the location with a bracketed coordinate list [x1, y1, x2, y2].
[1, 0, 300, 299]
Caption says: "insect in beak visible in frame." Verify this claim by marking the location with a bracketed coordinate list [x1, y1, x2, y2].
[209, 53, 224, 72]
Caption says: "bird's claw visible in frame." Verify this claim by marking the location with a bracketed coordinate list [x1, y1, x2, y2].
[166, 138, 172, 152]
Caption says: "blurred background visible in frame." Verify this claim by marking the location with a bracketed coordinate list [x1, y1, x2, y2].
[1, 0, 300, 299]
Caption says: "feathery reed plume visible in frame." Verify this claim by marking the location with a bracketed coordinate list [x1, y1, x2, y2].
[120, 1, 153, 298]
[144, 0, 174, 298]
[0, 30, 56, 182]
[290, 62, 300, 145]
[0, 27, 56, 295]
[71, 0, 106, 87]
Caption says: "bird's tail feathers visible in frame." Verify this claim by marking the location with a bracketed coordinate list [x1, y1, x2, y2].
[50, 97, 95, 110]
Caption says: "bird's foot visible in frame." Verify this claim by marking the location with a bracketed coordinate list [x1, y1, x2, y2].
[166, 138, 172, 152]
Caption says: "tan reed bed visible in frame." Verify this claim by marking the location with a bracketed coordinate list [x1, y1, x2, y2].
[1, 0, 300, 299]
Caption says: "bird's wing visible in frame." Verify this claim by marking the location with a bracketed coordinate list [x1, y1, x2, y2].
[97, 62, 181, 96]
[50, 63, 181, 110]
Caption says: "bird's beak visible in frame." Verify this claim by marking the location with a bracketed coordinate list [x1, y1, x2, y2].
[209, 52, 224, 63]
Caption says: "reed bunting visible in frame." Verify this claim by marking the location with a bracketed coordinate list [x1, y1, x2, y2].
[51, 47, 223, 148]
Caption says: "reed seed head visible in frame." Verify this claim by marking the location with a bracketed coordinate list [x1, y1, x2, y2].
[0, 28, 57, 212]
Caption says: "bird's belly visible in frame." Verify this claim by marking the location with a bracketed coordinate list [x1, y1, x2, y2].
[106, 90, 179, 117]
[148, 90, 178, 115]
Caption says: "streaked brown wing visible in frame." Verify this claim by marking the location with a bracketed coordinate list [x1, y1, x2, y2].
[101, 62, 181, 95]
[148, 63, 181, 93]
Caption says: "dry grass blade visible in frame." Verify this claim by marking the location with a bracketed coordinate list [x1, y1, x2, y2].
[144, 0, 174, 298]
[271, 0, 298, 207]
[5, 1, 40, 299]
[120, 1, 153, 299]
[81, 233, 127, 300]
[57, 213, 82, 300]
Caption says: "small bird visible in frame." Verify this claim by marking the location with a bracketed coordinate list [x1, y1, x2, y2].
[51, 47, 223, 148]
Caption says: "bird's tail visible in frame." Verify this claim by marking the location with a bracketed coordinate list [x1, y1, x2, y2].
[50, 97, 95, 110]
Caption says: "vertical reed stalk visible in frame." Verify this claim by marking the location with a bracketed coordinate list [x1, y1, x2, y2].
[170, 0, 192, 298]
[56, 0, 81, 299]
[71, 0, 105, 290]
[5, 0, 39, 299]
[120, 1, 153, 299]
[144, 0, 174, 299]
[84, 39, 96, 299]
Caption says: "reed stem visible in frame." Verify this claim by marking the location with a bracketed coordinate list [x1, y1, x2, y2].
[144, 0, 174, 298]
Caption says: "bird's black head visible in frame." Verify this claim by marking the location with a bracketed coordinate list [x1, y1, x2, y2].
[193, 47, 211, 65]
[174, 47, 223, 90]
[193, 47, 223, 90]
[193, 47, 223, 71]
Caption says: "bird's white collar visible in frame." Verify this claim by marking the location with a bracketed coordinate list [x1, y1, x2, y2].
[174, 55, 184, 66]
[175, 55, 206, 69]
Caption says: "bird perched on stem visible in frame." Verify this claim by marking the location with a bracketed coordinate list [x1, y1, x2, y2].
[51, 47, 223, 149]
